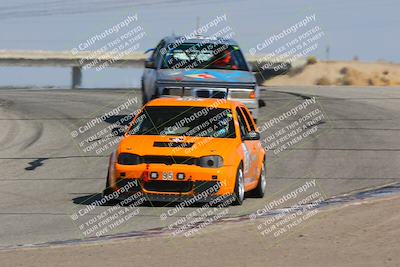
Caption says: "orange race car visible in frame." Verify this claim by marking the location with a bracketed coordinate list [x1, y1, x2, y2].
[103, 97, 266, 205]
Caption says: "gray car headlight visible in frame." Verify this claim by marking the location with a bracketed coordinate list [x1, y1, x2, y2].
[197, 156, 223, 168]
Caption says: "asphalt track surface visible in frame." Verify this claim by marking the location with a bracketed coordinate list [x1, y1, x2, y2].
[0, 86, 399, 246]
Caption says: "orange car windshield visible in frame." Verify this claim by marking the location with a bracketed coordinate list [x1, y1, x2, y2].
[128, 106, 235, 138]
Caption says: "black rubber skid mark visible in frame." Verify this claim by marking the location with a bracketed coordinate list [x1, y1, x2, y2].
[25, 158, 48, 171]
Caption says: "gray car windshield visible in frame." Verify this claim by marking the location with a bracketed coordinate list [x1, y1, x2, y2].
[161, 43, 249, 71]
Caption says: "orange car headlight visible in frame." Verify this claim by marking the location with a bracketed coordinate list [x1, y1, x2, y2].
[118, 153, 141, 165]
[197, 156, 223, 168]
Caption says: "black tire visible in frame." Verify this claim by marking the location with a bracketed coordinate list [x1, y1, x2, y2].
[249, 158, 266, 198]
[150, 86, 160, 100]
[103, 172, 112, 196]
[102, 172, 118, 205]
[232, 164, 245, 206]
[141, 83, 148, 106]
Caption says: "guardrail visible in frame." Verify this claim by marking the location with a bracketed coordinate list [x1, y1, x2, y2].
[0, 50, 304, 88]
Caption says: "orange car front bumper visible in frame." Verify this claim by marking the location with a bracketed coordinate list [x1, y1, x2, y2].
[109, 163, 236, 200]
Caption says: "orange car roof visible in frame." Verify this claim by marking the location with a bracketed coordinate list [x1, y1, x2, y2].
[145, 97, 241, 109]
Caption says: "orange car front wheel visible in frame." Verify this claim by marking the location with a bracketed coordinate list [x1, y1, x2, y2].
[232, 164, 245, 206]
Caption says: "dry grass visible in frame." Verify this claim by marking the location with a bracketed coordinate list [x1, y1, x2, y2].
[263, 61, 400, 87]
[335, 67, 397, 86]
[306, 56, 317, 65]
[315, 76, 331, 85]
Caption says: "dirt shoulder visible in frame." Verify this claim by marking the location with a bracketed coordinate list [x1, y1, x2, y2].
[263, 61, 400, 87]
[1, 195, 400, 267]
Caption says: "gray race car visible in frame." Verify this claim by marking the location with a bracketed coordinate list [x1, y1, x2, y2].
[141, 35, 263, 120]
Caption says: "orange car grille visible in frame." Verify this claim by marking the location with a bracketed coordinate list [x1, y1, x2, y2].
[142, 155, 196, 165]
[142, 181, 221, 195]
[143, 180, 193, 193]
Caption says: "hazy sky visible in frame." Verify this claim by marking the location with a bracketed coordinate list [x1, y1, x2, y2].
[0, 0, 398, 88]
[0, 0, 399, 62]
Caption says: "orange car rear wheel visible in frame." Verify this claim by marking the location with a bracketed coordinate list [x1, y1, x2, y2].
[249, 158, 266, 198]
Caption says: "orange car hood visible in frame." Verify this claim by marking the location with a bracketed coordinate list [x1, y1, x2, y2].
[118, 135, 238, 158]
